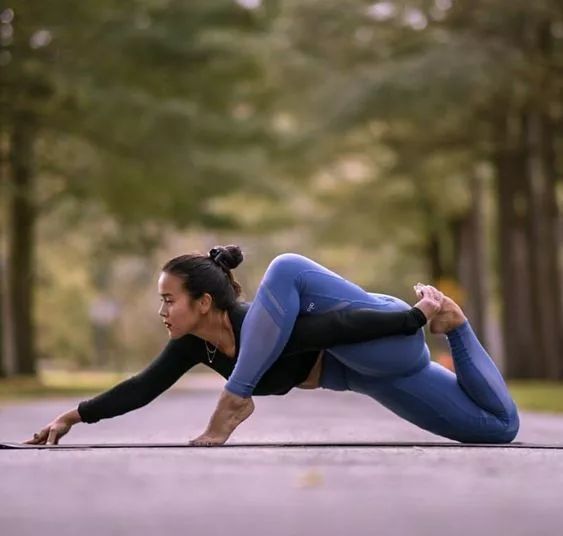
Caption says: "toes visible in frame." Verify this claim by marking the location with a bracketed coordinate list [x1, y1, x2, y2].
[413, 283, 444, 304]
[430, 287, 441, 300]
[413, 284, 424, 298]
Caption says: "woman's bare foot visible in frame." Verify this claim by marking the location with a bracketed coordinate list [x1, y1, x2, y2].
[189, 390, 254, 446]
[413, 283, 444, 322]
[428, 294, 467, 334]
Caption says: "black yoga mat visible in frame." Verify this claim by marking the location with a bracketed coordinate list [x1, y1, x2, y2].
[1, 441, 563, 450]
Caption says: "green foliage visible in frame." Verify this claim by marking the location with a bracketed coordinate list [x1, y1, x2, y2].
[4, 0, 280, 234]
[2, 0, 562, 373]
[508, 381, 563, 413]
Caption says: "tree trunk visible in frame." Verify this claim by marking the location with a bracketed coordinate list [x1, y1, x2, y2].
[494, 112, 536, 379]
[542, 114, 563, 378]
[0, 201, 4, 377]
[0, 256, 4, 378]
[427, 229, 443, 282]
[519, 18, 563, 379]
[456, 172, 490, 345]
[90, 261, 114, 370]
[3, 116, 37, 376]
[524, 109, 563, 379]
[420, 195, 446, 282]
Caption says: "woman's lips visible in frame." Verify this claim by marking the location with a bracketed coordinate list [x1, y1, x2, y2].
[163, 322, 172, 329]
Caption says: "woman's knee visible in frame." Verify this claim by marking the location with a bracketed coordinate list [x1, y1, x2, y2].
[499, 405, 520, 443]
[457, 411, 520, 444]
[265, 253, 311, 281]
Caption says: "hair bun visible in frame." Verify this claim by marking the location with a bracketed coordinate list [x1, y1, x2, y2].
[208, 245, 244, 271]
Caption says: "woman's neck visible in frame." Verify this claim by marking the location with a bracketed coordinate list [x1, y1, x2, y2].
[193, 309, 236, 357]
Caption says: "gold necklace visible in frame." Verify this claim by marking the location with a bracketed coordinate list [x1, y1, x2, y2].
[204, 315, 224, 364]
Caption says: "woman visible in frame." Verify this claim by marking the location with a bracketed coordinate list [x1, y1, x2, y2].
[25, 246, 519, 446]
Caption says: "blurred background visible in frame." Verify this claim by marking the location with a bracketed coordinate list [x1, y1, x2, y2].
[0, 1, 562, 406]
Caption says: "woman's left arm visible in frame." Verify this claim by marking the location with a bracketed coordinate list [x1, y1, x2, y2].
[283, 306, 426, 356]
[282, 287, 444, 354]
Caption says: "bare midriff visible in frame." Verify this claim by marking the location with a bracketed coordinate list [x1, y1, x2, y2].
[222, 345, 323, 389]
[296, 350, 324, 390]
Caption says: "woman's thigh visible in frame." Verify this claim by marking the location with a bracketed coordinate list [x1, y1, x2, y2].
[263, 253, 408, 315]
[326, 332, 429, 378]
[264, 254, 428, 376]
[316, 290, 429, 378]
[343, 362, 519, 443]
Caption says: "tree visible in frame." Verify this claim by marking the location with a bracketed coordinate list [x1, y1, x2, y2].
[0, 0, 279, 376]
[251, 0, 563, 376]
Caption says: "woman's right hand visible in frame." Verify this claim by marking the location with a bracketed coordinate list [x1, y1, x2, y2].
[23, 417, 74, 445]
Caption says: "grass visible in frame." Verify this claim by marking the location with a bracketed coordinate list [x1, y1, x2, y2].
[1, 373, 563, 414]
[507, 381, 563, 414]
[0, 370, 130, 407]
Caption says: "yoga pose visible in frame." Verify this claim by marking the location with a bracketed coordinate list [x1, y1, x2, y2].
[25, 246, 519, 446]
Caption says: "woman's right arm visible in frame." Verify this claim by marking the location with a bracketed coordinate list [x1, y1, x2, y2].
[23, 336, 201, 444]
[76, 336, 200, 424]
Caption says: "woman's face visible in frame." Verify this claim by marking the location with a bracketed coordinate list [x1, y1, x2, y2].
[158, 271, 204, 339]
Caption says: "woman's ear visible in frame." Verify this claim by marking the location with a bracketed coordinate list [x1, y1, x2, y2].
[198, 293, 213, 315]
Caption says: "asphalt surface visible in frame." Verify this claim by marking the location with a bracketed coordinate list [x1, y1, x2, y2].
[1, 378, 563, 536]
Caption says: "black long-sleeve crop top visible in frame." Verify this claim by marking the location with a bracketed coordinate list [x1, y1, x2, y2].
[77, 302, 427, 423]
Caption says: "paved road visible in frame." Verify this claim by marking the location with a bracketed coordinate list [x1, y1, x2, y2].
[1, 378, 563, 536]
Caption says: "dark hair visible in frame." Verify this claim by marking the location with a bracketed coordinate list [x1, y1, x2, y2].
[161, 245, 244, 310]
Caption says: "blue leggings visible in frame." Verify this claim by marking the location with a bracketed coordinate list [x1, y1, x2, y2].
[225, 253, 520, 443]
